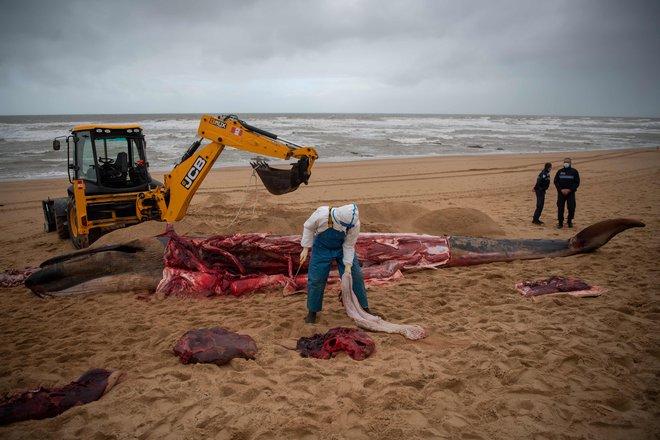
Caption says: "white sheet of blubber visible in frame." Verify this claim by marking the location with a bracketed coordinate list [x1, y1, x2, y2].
[340, 273, 427, 340]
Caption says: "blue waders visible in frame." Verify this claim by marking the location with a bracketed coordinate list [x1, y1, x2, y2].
[307, 227, 369, 313]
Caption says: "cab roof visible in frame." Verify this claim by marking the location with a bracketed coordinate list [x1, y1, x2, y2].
[71, 124, 142, 132]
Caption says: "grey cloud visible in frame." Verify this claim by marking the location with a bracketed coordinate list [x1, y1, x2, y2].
[0, 0, 658, 116]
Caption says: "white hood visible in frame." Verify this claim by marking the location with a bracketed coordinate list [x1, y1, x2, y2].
[332, 204, 359, 230]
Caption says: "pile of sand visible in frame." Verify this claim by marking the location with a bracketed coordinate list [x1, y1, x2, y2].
[411, 207, 506, 237]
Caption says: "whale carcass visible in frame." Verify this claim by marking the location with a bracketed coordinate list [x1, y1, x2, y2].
[24, 218, 644, 299]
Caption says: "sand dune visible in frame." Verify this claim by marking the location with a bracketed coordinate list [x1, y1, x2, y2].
[0, 149, 658, 439]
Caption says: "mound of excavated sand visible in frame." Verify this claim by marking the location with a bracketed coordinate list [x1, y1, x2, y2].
[411, 207, 506, 237]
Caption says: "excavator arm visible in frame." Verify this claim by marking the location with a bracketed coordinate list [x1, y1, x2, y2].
[137, 114, 318, 222]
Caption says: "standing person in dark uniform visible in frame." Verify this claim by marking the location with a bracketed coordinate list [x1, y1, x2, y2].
[554, 157, 580, 228]
[532, 162, 552, 225]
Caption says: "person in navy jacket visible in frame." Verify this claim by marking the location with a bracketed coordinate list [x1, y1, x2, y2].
[553, 157, 580, 228]
[532, 162, 552, 225]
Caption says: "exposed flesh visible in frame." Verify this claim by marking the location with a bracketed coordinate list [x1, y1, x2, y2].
[0, 369, 125, 426]
[173, 328, 257, 366]
[156, 231, 450, 298]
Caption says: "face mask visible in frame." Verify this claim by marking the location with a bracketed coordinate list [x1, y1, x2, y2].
[563, 163, 570, 168]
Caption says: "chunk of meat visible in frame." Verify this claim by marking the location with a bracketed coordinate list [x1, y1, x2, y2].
[0, 369, 125, 426]
[296, 327, 375, 361]
[515, 276, 604, 299]
[173, 327, 258, 366]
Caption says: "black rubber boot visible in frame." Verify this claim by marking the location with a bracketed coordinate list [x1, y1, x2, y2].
[304, 311, 317, 324]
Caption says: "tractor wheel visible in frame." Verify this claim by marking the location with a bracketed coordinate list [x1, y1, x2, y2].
[55, 214, 69, 239]
[67, 199, 89, 249]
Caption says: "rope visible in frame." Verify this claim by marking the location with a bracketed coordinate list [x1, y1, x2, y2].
[225, 169, 260, 228]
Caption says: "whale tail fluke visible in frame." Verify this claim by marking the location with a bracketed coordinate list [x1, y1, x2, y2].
[447, 217, 645, 266]
[570, 218, 645, 253]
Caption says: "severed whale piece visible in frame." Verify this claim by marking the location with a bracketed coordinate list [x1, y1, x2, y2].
[0, 369, 125, 426]
[515, 275, 605, 300]
[173, 328, 258, 366]
[296, 327, 376, 361]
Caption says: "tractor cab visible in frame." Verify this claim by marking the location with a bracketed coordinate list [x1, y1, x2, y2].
[44, 124, 164, 248]
[54, 124, 161, 195]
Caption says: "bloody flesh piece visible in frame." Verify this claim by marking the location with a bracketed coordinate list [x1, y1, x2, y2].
[0, 369, 125, 426]
[521, 276, 591, 296]
[515, 275, 604, 299]
[173, 327, 258, 366]
[296, 327, 375, 361]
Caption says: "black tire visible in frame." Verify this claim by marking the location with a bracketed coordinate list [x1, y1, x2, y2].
[42, 200, 56, 232]
[55, 215, 69, 239]
[67, 199, 89, 249]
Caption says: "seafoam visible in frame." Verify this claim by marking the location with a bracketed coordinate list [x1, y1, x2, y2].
[0, 113, 658, 181]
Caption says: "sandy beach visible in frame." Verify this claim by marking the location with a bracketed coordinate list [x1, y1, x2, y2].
[0, 148, 658, 439]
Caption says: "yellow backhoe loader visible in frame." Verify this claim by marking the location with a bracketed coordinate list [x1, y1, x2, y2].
[42, 114, 318, 248]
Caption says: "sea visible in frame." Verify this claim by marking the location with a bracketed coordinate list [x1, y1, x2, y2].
[0, 113, 659, 181]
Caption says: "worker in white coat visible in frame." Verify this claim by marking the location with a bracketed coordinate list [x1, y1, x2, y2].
[300, 204, 371, 323]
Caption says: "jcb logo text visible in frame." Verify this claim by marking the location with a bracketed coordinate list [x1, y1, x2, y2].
[181, 157, 207, 189]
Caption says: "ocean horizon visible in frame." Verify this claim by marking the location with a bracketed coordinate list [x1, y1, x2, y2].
[1, 112, 659, 181]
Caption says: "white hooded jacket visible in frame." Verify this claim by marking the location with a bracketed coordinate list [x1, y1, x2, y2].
[300, 204, 360, 265]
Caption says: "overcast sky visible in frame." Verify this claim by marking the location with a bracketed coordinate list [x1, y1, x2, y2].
[0, 0, 658, 117]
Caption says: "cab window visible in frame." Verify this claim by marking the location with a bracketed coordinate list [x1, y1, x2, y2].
[75, 132, 97, 182]
[127, 137, 145, 166]
[95, 137, 129, 163]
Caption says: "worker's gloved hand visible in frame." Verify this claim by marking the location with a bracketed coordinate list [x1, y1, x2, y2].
[299, 248, 309, 264]
[344, 263, 352, 274]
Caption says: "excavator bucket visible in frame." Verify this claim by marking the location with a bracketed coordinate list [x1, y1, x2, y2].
[251, 158, 311, 195]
